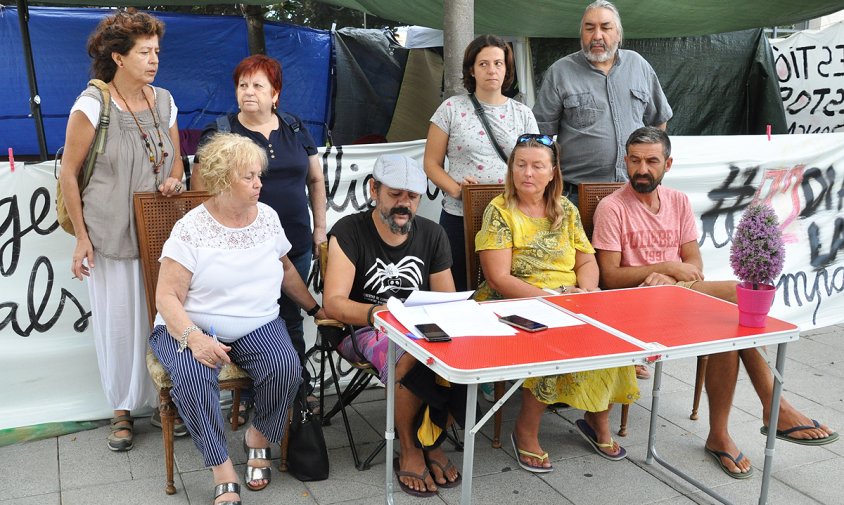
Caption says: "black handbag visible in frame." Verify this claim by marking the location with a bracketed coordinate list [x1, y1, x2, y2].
[287, 387, 329, 481]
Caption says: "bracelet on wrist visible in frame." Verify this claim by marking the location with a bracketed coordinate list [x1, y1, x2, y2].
[366, 304, 379, 326]
[178, 325, 200, 353]
[306, 303, 321, 317]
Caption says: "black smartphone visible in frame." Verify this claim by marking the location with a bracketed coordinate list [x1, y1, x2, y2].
[499, 315, 548, 332]
[415, 323, 452, 342]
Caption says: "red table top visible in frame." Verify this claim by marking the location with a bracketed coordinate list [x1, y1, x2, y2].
[544, 285, 797, 348]
[375, 286, 798, 382]
[376, 308, 643, 373]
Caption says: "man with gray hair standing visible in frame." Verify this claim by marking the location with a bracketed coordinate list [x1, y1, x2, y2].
[533, 0, 672, 207]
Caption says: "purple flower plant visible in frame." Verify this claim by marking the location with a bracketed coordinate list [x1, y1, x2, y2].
[729, 204, 785, 289]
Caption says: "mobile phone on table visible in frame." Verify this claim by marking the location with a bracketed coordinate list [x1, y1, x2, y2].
[499, 315, 548, 332]
[415, 323, 452, 342]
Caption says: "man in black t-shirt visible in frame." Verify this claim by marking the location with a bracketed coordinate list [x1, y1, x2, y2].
[324, 154, 461, 496]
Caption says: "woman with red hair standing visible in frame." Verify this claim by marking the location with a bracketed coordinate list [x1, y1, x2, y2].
[194, 54, 327, 423]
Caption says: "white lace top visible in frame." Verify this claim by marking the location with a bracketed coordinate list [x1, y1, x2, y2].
[153, 202, 292, 341]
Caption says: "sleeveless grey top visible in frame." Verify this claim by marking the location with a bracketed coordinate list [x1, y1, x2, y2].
[79, 85, 176, 259]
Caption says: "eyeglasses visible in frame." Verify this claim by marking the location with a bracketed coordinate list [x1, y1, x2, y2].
[516, 133, 554, 148]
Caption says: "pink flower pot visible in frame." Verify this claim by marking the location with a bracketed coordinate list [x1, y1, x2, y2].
[735, 282, 776, 327]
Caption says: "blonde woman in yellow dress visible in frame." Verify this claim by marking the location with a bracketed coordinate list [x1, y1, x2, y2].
[474, 134, 638, 472]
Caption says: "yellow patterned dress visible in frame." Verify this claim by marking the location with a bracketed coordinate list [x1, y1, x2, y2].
[474, 195, 639, 411]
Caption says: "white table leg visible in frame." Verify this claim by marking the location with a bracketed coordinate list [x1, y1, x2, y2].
[460, 384, 478, 505]
[758, 342, 787, 505]
[385, 339, 396, 505]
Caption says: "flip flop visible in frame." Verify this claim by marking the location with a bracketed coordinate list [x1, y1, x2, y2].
[575, 419, 627, 461]
[393, 458, 437, 497]
[424, 453, 462, 488]
[760, 419, 840, 446]
[705, 447, 754, 479]
[510, 433, 553, 473]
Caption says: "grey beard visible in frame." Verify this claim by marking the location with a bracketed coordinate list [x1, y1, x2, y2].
[582, 43, 617, 63]
[378, 208, 413, 235]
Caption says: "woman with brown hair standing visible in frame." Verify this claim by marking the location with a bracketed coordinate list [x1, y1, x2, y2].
[424, 34, 537, 291]
[59, 9, 184, 452]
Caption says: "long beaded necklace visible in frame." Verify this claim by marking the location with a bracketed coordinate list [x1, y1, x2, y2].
[112, 82, 169, 186]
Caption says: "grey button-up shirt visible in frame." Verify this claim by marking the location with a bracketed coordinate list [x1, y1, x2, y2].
[533, 49, 672, 185]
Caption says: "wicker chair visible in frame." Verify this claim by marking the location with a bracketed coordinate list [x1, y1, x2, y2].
[133, 191, 252, 495]
[579, 182, 709, 425]
[462, 184, 508, 447]
[576, 182, 632, 435]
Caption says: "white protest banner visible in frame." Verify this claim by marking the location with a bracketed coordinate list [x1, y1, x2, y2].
[0, 163, 111, 430]
[771, 22, 844, 134]
[2, 133, 844, 429]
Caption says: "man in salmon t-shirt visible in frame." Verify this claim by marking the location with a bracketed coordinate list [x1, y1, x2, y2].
[592, 127, 838, 480]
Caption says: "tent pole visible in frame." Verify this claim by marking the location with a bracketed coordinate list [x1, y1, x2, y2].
[16, 0, 49, 160]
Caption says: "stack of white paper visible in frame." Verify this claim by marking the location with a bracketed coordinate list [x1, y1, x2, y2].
[386, 296, 516, 339]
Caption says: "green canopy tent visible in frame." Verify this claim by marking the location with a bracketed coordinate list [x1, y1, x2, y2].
[13, 0, 844, 158]
[318, 0, 844, 38]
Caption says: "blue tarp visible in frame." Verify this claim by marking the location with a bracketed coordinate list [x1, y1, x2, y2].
[1, 7, 332, 155]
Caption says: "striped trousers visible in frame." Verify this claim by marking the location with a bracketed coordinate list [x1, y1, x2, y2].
[150, 318, 302, 467]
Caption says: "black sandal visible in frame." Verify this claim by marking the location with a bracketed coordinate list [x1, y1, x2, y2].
[226, 401, 253, 428]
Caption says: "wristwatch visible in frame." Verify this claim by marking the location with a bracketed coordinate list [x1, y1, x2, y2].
[306, 303, 321, 317]
[178, 325, 200, 353]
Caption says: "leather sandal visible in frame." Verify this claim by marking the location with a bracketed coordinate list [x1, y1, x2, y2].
[107, 414, 134, 452]
[242, 432, 271, 491]
[213, 482, 242, 505]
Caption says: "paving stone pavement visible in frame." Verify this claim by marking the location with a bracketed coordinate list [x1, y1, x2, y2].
[2, 324, 842, 505]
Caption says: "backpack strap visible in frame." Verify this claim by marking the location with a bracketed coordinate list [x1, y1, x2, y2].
[80, 79, 111, 188]
[213, 111, 310, 151]
[215, 113, 234, 133]
[278, 111, 312, 152]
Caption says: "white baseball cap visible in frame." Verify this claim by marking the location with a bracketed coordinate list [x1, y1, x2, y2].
[372, 154, 427, 194]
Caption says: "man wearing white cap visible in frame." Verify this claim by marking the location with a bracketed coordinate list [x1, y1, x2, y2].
[324, 154, 462, 497]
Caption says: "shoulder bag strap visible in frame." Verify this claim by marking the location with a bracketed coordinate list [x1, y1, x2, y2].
[80, 79, 111, 188]
[469, 93, 508, 163]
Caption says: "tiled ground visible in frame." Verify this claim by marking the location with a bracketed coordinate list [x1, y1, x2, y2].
[2, 324, 842, 505]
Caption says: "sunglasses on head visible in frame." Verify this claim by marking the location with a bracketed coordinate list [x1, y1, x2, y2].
[516, 133, 554, 148]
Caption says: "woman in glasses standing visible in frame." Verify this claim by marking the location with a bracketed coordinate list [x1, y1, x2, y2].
[424, 34, 537, 292]
[474, 135, 637, 472]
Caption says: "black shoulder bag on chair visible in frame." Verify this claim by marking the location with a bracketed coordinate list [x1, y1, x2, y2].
[469, 93, 508, 163]
[287, 386, 329, 481]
